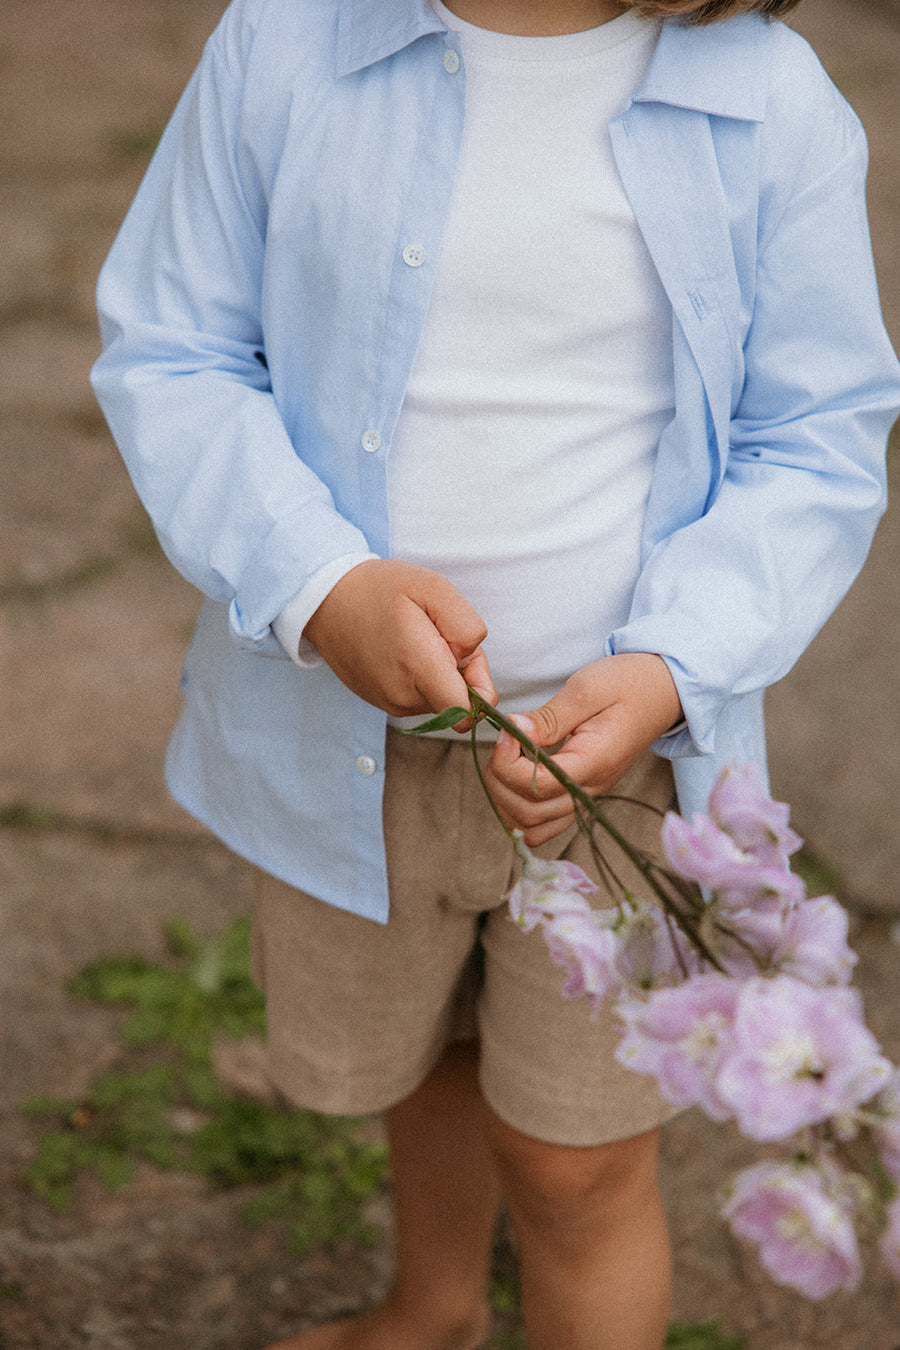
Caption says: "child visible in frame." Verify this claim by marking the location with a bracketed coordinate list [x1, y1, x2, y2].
[91, 0, 900, 1345]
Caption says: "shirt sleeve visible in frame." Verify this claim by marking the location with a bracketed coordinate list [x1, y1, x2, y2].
[271, 551, 380, 665]
[608, 88, 900, 758]
[90, 1, 374, 658]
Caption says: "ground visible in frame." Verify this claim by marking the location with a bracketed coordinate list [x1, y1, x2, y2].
[2, 1, 900, 1346]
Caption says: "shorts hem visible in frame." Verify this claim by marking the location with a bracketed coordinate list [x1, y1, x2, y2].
[478, 1066, 684, 1148]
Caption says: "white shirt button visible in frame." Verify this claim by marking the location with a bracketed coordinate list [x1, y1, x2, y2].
[361, 429, 381, 453]
[402, 244, 426, 268]
[442, 49, 460, 74]
[356, 754, 377, 776]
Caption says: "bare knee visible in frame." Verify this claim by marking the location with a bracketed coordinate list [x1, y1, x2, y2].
[487, 1116, 662, 1241]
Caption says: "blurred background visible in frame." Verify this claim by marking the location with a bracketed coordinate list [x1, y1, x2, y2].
[1, 2, 899, 1347]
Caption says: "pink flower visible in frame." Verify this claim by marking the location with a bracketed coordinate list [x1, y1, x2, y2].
[716, 977, 893, 1142]
[542, 909, 622, 1013]
[773, 896, 857, 987]
[505, 849, 597, 933]
[711, 903, 786, 977]
[614, 900, 700, 991]
[708, 763, 803, 869]
[662, 812, 805, 911]
[721, 1161, 862, 1298]
[716, 894, 857, 985]
[662, 811, 748, 886]
[614, 973, 738, 1120]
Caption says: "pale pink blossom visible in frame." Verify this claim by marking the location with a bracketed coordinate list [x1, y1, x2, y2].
[715, 893, 857, 985]
[710, 904, 784, 977]
[662, 812, 805, 911]
[614, 899, 700, 991]
[505, 850, 597, 933]
[615, 974, 738, 1120]
[773, 896, 857, 987]
[542, 909, 622, 1013]
[722, 1161, 863, 1298]
[708, 762, 803, 869]
[716, 977, 893, 1142]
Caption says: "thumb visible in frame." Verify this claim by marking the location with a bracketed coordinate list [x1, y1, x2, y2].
[521, 679, 609, 748]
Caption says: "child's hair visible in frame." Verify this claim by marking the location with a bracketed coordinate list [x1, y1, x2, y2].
[632, 0, 800, 22]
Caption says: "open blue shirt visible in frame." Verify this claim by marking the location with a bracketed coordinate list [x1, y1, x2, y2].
[92, 0, 900, 922]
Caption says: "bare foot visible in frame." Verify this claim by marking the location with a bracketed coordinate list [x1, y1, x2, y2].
[261, 1296, 491, 1350]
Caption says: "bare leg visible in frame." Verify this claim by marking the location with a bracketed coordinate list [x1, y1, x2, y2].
[262, 1041, 500, 1350]
[486, 1113, 671, 1350]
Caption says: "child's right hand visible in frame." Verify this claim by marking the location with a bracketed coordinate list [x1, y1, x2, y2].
[302, 558, 496, 723]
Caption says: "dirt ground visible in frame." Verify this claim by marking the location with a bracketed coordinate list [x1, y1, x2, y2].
[2, 1, 900, 1346]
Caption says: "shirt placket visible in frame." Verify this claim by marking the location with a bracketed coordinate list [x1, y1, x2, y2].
[354, 31, 467, 560]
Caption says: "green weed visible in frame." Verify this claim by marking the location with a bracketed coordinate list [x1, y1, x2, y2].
[792, 846, 844, 899]
[484, 1317, 741, 1349]
[0, 800, 65, 831]
[24, 1063, 178, 1209]
[666, 1321, 744, 1349]
[107, 127, 163, 159]
[24, 918, 388, 1254]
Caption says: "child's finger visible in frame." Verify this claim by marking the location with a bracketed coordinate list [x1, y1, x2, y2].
[488, 730, 570, 803]
[410, 615, 478, 716]
[483, 750, 577, 839]
[414, 570, 489, 668]
[458, 647, 497, 708]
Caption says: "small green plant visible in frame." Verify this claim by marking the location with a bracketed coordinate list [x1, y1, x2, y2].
[24, 1064, 178, 1209]
[0, 800, 65, 831]
[484, 1320, 744, 1350]
[665, 1321, 744, 1350]
[484, 1313, 741, 1348]
[108, 127, 162, 159]
[24, 919, 387, 1254]
[792, 845, 844, 900]
[66, 917, 266, 1106]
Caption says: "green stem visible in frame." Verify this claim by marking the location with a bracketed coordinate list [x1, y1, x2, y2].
[465, 687, 723, 971]
[468, 719, 516, 842]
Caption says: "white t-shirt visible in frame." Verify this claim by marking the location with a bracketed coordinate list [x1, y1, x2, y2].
[277, 5, 675, 721]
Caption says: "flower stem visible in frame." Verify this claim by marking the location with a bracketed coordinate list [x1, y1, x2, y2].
[465, 687, 723, 970]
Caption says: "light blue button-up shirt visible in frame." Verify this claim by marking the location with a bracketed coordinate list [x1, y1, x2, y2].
[91, 0, 900, 922]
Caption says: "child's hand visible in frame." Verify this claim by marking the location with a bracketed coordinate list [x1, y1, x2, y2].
[484, 654, 682, 847]
[302, 558, 496, 722]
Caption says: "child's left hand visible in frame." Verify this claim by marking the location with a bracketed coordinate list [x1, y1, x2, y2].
[483, 653, 682, 847]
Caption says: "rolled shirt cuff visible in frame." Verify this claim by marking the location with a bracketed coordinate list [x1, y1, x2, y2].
[272, 551, 380, 666]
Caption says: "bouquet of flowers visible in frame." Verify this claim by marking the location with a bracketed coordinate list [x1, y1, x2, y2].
[409, 691, 900, 1300]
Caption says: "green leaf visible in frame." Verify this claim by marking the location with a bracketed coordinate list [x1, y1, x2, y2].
[397, 706, 470, 734]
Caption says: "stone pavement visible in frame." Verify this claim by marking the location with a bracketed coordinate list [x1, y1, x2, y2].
[1, 2, 899, 1346]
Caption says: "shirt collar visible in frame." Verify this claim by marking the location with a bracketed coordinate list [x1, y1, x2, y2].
[338, 1, 769, 123]
[336, 0, 447, 76]
[632, 13, 768, 122]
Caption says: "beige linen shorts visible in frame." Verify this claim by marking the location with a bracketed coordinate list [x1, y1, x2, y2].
[252, 728, 680, 1146]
